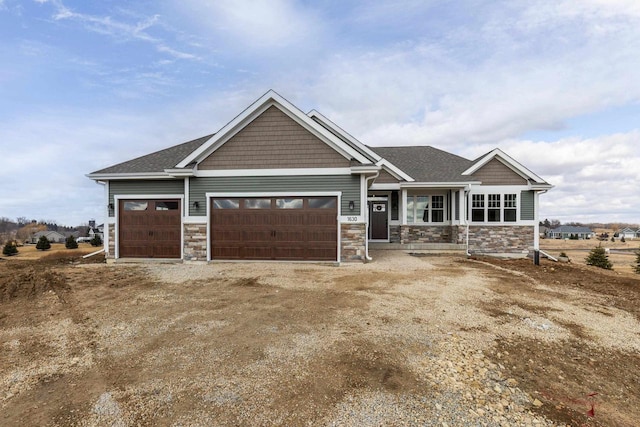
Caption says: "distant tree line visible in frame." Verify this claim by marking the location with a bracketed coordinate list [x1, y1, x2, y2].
[0, 217, 91, 246]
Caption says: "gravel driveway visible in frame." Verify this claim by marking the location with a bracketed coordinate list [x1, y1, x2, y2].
[2, 250, 638, 426]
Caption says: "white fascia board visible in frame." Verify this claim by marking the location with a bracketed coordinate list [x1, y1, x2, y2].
[369, 183, 401, 190]
[307, 109, 381, 163]
[164, 168, 195, 177]
[86, 172, 174, 180]
[176, 90, 371, 168]
[195, 168, 352, 177]
[375, 159, 414, 182]
[528, 183, 554, 191]
[350, 165, 381, 174]
[114, 194, 185, 200]
[400, 182, 479, 189]
[462, 148, 547, 183]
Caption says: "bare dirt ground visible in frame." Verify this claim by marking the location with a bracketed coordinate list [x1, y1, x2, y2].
[540, 239, 639, 275]
[1, 251, 639, 426]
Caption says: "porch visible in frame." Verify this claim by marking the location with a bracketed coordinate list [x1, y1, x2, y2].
[369, 242, 466, 253]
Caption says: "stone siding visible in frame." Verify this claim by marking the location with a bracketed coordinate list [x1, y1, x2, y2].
[468, 225, 534, 254]
[401, 225, 455, 244]
[184, 223, 208, 261]
[341, 223, 366, 262]
[106, 224, 115, 259]
[389, 225, 401, 243]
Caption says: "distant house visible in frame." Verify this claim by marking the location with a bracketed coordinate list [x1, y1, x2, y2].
[88, 224, 104, 241]
[618, 227, 638, 240]
[30, 230, 66, 244]
[547, 225, 594, 240]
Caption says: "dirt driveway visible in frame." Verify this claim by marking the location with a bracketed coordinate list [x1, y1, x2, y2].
[1, 251, 639, 426]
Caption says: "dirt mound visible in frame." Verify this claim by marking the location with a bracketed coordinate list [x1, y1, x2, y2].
[0, 262, 69, 302]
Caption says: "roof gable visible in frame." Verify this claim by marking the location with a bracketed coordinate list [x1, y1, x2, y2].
[471, 157, 528, 185]
[177, 90, 372, 168]
[198, 105, 350, 170]
[463, 148, 548, 186]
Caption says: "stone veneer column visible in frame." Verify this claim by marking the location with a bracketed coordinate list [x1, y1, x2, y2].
[340, 223, 366, 262]
[106, 224, 115, 259]
[183, 223, 208, 261]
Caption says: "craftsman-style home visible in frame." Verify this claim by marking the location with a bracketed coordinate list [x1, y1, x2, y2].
[88, 90, 552, 263]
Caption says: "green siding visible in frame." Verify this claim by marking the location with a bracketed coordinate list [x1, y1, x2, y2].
[520, 190, 534, 221]
[189, 175, 361, 216]
[108, 180, 184, 217]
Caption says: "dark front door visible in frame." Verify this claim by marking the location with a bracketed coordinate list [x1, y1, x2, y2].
[369, 200, 388, 240]
[119, 199, 181, 258]
[210, 197, 338, 261]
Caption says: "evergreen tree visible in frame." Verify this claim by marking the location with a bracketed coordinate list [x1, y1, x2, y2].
[65, 235, 78, 249]
[36, 235, 51, 251]
[634, 246, 640, 274]
[585, 245, 612, 270]
[2, 241, 18, 256]
[90, 234, 103, 247]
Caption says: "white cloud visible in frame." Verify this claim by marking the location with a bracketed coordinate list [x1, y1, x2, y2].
[176, 0, 324, 50]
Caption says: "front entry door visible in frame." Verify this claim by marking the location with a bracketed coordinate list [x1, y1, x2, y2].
[369, 200, 388, 240]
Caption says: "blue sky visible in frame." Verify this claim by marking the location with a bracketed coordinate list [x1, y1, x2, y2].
[1, 0, 640, 226]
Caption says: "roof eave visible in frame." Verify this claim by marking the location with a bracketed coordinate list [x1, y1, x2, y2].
[86, 172, 176, 181]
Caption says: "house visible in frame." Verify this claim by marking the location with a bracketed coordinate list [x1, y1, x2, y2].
[88, 224, 104, 241]
[30, 230, 66, 244]
[87, 90, 552, 263]
[618, 227, 638, 240]
[547, 225, 594, 240]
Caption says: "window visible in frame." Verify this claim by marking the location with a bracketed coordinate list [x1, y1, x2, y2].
[471, 194, 484, 222]
[124, 201, 148, 211]
[471, 193, 519, 223]
[245, 199, 271, 209]
[488, 194, 500, 222]
[407, 195, 445, 223]
[308, 198, 336, 209]
[155, 201, 179, 211]
[276, 198, 303, 209]
[213, 199, 239, 209]
[431, 195, 444, 223]
[504, 194, 517, 222]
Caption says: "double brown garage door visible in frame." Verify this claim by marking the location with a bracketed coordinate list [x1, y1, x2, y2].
[210, 196, 338, 261]
[119, 199, 181, 258]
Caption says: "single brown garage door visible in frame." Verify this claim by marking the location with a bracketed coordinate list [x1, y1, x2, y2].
[119, 199, 181, 258]
[210, 196, 338, 261]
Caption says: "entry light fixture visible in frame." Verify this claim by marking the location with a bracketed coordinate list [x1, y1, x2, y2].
[107, 203, 114, 210]
[348, 200, 355, 211]
[193, 201, 200, 209]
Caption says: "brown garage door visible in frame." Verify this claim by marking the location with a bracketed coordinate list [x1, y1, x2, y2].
[210, 197, 338, 261]
[119, 199, 181, 258]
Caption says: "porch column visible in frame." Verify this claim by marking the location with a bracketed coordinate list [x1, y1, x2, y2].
[401, 189, 407, 225]
[459, 190, 467, 224]
[534, 191, 540, 250]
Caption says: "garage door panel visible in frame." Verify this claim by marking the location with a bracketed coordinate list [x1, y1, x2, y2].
[210, 196, 337, 261]
[119, 199, 181, 259]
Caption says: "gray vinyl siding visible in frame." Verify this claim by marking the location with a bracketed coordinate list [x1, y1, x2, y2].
[189, 175, 360, 216]
[520, 190, 534, 221]
[108, 180, 184, 217]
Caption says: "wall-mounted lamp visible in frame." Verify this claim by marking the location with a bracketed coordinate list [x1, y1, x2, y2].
[108, 203, 114, 210]
[348, 200, 355, 211]
[192, 201, 200, 209]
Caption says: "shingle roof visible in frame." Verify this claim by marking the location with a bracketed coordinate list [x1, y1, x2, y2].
[90, 134, 214, 174]
[549, 225, 593, 233]
[368, 146, 474, 182]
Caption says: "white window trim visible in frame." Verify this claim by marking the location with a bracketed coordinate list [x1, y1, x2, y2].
[406, 193, 448, 225]
[468, 187, 533, 225]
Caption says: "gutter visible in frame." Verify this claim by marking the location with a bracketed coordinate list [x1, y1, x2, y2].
[364, 171, 380, 262]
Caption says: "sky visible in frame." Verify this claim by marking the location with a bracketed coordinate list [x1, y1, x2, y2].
[1, 0, 639, 226]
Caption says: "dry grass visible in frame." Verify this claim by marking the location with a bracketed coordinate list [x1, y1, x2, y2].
[4, 243, 97, 260]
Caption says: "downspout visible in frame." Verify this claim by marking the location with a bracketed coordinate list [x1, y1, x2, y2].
[364, 171, 380, 262]
[464, 186, 471, 256]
